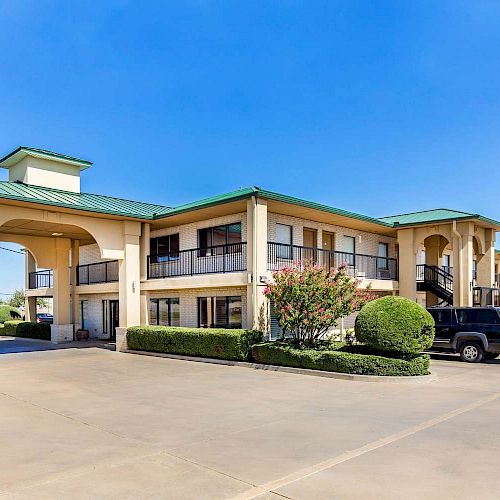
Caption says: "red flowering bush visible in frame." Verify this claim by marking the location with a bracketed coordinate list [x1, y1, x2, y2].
[264, 262, 373, 345]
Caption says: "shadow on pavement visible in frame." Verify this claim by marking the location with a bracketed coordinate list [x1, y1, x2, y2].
[0, 336, 115, 355]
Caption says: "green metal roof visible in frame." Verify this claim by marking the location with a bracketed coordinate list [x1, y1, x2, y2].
[0, 179, 498, 230]
[0, 181, 169, 219]
[378, 208, 500, 227]
[0, 147, 92, 169]
[154, 187, 393, 227]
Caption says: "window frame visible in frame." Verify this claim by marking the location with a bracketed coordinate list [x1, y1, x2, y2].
[198, 223, 242, 257]
[197, 296, 242, 329]
[150, 234, 180, 263]
[275, 223, 293, 259]
[377, 242, 389, 270]
[149, 298, 180, 326]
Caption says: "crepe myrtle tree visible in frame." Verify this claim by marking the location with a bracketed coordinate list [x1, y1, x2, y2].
[263, 262, 373, 346]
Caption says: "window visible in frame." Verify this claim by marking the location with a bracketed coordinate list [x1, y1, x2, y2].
[442, 254, 451, 274]
[429, 309, 451, 325]
[199, 223, 242, 256]
[276, 223, 292, 259]
[342, 236, 355, 266]
[457, 309, 500, 324]
[377, 243, 389, 270]
[80, 300, 88, 330]
[149, 298, 180, 326]
[102, 300, 108, 335]
[198, 296, 242, 329]
[150, 234, 180, 262]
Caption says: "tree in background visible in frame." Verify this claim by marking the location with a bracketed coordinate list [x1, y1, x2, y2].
[264, 262, 373, 346]
[8, 289, 47, 309]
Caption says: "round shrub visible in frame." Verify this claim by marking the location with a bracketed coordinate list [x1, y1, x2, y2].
[0, 305, 21, 323]
[355, 296, 434, 354]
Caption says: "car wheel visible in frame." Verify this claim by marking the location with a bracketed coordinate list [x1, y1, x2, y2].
[459, 342, 484, 363]
[484, 352, 500, 360]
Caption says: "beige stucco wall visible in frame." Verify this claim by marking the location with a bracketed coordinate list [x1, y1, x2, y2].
[9, 156, 81, 192]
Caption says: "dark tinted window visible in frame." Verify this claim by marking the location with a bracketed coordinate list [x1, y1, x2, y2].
[457, 309, 500, 324]
[429, 309, 451, 325]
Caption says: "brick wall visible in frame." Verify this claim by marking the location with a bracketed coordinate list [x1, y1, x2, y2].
[78, 293, 118, 339]
[148, 286, 247, 328]
[268, 212, 397, 258]
[79, 243, 103, 265]
[150, 213, 247, 250]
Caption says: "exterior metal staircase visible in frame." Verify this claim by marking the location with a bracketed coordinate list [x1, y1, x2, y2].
[416, 264, 453, 306]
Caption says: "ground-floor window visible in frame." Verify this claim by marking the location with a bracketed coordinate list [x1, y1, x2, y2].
[102, 300, 109, 335]
[198, 296, 242, 329]
[149, 298, 180, 326]
[80, 300, 88, 330]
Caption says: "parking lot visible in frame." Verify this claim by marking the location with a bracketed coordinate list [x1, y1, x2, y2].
[0, 340, 499, 499]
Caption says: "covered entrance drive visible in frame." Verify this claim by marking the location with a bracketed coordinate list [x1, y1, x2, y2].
[0, 147, 144, 342]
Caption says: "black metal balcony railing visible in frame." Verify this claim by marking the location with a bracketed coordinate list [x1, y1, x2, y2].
[148, 242, 247, 279]
[77, 260, 119, 285]
[267, 242, 398, 280]
[29, 270, 53, 289]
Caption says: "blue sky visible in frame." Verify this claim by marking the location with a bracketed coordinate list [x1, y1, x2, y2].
[1, 1, 500, 294]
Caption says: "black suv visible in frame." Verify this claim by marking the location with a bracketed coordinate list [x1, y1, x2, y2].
[427, 307, 500, 363]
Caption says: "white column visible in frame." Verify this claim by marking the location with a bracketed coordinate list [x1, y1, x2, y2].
[51, 238, 73, 343]
[70, 240, 80, 327]
[119, 221, 141, 328]
[397, 229, 417, 301]
[24, 250, 36, 322]
[140, 222, 150, 281]
[246, 197, 268, 331]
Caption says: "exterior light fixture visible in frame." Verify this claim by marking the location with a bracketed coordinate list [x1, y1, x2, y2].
[51, 232, 63, 236]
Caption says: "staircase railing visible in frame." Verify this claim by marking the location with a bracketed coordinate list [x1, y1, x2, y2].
[416, 264, 453, 304]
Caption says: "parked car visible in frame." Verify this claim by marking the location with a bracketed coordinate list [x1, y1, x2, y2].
[427, 307, 500, 362]
[36, 313, 53, 324]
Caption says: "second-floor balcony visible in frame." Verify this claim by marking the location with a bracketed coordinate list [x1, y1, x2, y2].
[148, 242, 247, 279]
[77, 260, 119, 285]
[267, 242, 398, 280]
[29, 270, 53, 289]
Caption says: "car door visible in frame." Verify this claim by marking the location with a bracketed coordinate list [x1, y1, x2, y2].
[475, 309, 500, 343]
[429, 309, 453, 347]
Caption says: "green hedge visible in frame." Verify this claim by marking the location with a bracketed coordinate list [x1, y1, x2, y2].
[251, 342, 430, 376]
[2, 320, 51, 340]
[127, 326, 263, 361]
[355, 296, 435, 354]
[0, 305, 22, 323]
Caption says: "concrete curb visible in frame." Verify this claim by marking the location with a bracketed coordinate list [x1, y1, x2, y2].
[125, 349, 437, 384]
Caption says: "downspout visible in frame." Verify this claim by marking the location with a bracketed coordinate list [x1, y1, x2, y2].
[452, 221, 462, 305]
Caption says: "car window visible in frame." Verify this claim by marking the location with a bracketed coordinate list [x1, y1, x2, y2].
[457, 309, 499, 324]
[429, 309, 451, 325]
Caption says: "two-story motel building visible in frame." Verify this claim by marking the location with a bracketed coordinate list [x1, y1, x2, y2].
[0, 146, 499, 348]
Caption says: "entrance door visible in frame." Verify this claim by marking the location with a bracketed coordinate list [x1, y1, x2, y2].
[303, 228, 317, 263]
[109, 300, 119, 341]
[322, 231, 335, 269]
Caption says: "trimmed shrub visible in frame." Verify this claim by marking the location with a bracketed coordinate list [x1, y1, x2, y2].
[252, 342, 430, 376]
[2, 320, 24, 336]
[355, 296, 434, 354]
[127, 326, 263, 361]
[2, 320, 51, 340]
[0, 305, 22, 323]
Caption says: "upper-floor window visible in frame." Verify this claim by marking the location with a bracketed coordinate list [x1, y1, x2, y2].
[150, 234, 179, 263]
[342, 236, 355, 266]
[199, 223, 242, 256]
[275, 223, 292, 259]
[377, 242, 389, 270]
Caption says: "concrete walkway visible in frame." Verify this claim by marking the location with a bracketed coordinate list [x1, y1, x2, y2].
[0, 348, 499, 499]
